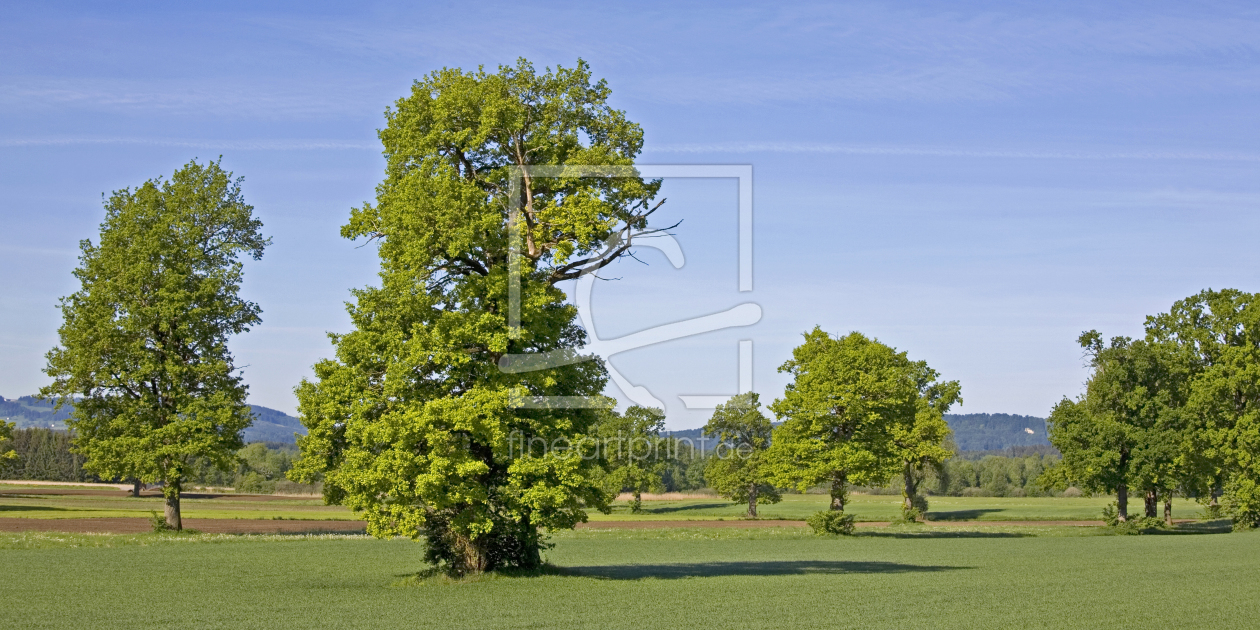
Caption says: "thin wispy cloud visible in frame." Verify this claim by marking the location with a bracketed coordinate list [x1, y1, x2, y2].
[0, 79, 389, 119]
[0, 137, 376, 150]
[646, 142, 1260, 162]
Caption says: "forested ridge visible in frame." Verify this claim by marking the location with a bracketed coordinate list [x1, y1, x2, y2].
[0, 396, 305, 444]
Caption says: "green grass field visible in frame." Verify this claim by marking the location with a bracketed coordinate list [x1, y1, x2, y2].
[0, 525, 1256, 629]
[0, 485, 1206, 523]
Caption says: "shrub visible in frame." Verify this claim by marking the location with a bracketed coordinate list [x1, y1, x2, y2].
[1113, 517, 1170, 535]
[1008, 487, 1027, 498]
[960, 487, 987, 497]
[149, 511, 173, 533]
[1102, 502, 1119, 526]
[807, 510, 855, 536]
[1102, 503, 1170, 534]
[892, 507, 924, 525]
[234, 471, 276, 494]
[1223, 478, 1260, 532]
[1062, 487, 1082, 498]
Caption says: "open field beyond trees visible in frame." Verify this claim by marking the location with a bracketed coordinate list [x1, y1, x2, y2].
[0, 526, 1256, 629]
[0, 484, 1206, 526]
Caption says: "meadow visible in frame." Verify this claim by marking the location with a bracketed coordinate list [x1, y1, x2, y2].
[0, 524, 1255, 629]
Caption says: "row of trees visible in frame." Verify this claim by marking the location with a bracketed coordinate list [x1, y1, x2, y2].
[0, 427, 91, 482]
[1044, 289, 1260, 530]
[36, 59, 964, 574]
[0, 427, 305, 494]
[679, 330, 961, 529]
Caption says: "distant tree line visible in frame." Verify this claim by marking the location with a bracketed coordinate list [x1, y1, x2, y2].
[0, 428, 313, 493]
[857, 451, 1062, 498]
[0, 427, 93, 482]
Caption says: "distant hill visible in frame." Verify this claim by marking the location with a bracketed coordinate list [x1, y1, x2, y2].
[243, 406, 306, 444]
[663, 412, 1051, 454]
[0, 396, 306, 444]
[944, 413, 1050, 452]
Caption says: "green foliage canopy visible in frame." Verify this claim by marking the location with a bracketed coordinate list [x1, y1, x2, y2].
[40, 159, 266, 529]
[1146, 289, 1260, 529]
[702, 392, 781, 517]
[891, 363, 960, 520]
[0, 421, 15, 461]
[597, 406, 668, 513]
[289, 59, 667, 574]
[765, 328, 919, 514]
[1045, 332, 1189, 522]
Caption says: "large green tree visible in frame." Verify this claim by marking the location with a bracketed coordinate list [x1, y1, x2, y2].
[1046, 331, 1188, 524]
[703, 392, 780, 517]
[1146, 289, 1260, 529]
[891, 364, 961, 521]
[765, 328, 918, 518]
[597, 405, 668, 513]
[41, 159, 266, 529]
[288, 59, 669, 575]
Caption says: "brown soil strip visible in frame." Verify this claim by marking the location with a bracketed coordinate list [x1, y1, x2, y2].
[0, 480, 132, 490]
[577, 520, 810, 529]
[575, 519, 1197, 529]
[0, 517, 365, 535]
[0, 488, 318, 501]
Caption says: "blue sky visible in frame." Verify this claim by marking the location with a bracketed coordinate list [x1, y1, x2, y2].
[2, 1, 1259, 428]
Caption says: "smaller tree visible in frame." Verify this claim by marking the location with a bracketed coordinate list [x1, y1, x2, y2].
[891, 365, 961, 522]
[598, 406, 667, 513]
[41, 159, 267, 529]
[765, 328, 916, 533]
[703, 392, 781, 517]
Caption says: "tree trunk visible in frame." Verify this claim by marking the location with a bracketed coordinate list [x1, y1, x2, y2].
[829, 471, 848, 512]
[747, 482, 758, 518]
[1144, 489, 1157, 519]
[902, 462, 918, 521]
[1116, 484, 1128, 523]
[163, 479, 182, 531]
[132, 479, 142, 498]
[631, 490, 642, 514]
[452, 532, 489, 575]
[1164, 497, 1172, 526]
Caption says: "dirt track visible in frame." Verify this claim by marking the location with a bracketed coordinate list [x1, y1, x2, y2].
[0, 518, 366, 534]
[579, 519, 1149, 529]
[0, 487, 318, 501]
[577, 520, 811, 529]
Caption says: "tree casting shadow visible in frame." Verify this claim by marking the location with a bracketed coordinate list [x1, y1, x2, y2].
[565, 560, 972, 580]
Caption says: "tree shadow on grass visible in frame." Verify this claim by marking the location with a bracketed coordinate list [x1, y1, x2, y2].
[1131, 520, 1233, 535]
[0, 504, 75, 513]
[854, 530, 1033, 539]
[1171, 520, 1232, 534]
[638, 503, 733, 515]
[925, 509, 1004, 521]
[565, 560, 972, 580]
